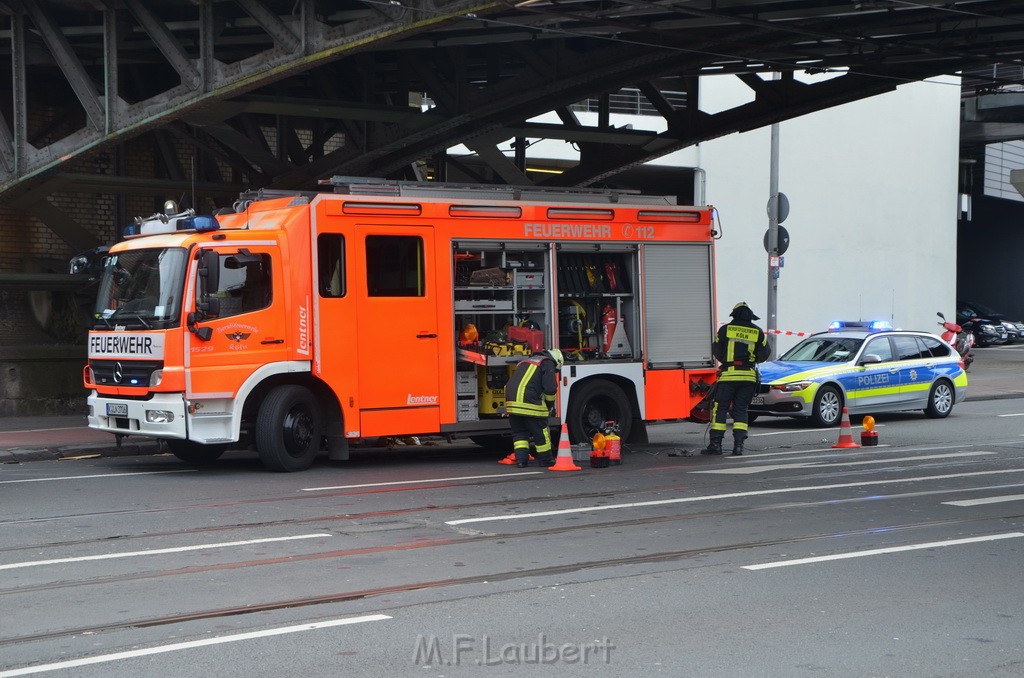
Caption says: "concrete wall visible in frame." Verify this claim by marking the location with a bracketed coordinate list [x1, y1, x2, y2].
[697, 74, 962, 353]
[486, 74, 962, 354]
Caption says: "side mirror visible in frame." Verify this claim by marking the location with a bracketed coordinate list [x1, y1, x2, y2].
[187, 312, 213, 341]
[858, 354, 883, 366]
[196, 250, 220, 318]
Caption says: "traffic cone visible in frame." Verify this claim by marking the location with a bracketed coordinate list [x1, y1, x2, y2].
[549, 422, 582, 471]
[498, 452, 536, 465]
[832, 407, 860, 449]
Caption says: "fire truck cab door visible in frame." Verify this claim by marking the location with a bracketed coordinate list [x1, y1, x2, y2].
[356, 226, 440, 435]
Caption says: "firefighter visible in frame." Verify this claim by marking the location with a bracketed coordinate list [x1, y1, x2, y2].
[703, 302, 770, 457]
[505, 348, 564, 467]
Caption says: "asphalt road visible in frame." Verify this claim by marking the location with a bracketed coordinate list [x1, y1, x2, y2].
[3, 393, 1024, 677]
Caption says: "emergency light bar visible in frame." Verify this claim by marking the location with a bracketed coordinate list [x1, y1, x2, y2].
[122, 210, 220, 239]
[828, 320, 893, 332]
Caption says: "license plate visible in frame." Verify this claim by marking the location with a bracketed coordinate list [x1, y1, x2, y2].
[106, 403, 128, 416]
[750, 396, 765, 406]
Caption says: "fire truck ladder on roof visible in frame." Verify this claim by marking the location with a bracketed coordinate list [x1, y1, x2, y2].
[322, 176, 679, 206]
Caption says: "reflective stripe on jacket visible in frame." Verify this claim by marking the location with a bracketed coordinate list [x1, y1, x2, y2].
[713, 321, 770, 383]
[505, 356, 558, 417]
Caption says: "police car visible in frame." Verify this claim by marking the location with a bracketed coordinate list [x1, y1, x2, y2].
[749, 321, 969, 427]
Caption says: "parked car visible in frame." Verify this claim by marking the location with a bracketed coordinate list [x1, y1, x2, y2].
[750, 321, 968, 427]
[957, 300, 1019, 346]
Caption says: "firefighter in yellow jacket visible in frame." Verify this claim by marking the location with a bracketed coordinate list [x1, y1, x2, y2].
[505, 349, 563, 467]
[704, 302, 770, 457]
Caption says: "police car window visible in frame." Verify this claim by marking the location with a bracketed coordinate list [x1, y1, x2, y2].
[918, 335, 950, 358]
[780, 337, 862, 362]
[864, 337, 894, 362]
[893, 335, 925, 361]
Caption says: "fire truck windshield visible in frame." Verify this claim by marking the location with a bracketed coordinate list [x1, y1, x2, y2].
[93, 248, 188, 330]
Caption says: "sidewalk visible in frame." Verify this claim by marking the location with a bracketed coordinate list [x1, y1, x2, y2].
[3, 347, 1023, 464]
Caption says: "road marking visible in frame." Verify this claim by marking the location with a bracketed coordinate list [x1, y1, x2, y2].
[302, 472, 542, 491]
[744, 442, 971, 460]
[750, 424, 885, 438]
[0, 614, 391, 677]
[742, 532, 1024, 570]
[0, 470, 195, 485]
[444, 468, 1024, 526]
[0, 534, 331, 571]
[943, 494, 1024, 507]
[693, 451, 994, 475]
[998, 413, 1024, 417]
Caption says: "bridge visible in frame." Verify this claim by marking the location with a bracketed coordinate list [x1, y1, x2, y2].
[0, 0, 1023, 252]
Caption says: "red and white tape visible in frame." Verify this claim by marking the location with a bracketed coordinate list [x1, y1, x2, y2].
[767, 329, 809, 337]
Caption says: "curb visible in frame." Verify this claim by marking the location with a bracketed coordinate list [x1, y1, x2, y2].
[0, 439, 162, 464]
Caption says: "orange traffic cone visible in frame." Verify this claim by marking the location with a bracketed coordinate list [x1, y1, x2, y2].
[498, 452, 536, 465]
[549, 423, 582, 471]
[832, 407, 860, 449]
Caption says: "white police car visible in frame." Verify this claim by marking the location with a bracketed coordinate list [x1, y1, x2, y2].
[750, 321, 969, 427]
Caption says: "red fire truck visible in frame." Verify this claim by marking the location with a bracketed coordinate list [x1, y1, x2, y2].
[81, 178, 718, 471]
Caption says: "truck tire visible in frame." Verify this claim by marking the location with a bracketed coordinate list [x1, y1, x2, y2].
[256, 385, 323, 472]
[566, 379, 632, 444]
[167, 439, 227, 465]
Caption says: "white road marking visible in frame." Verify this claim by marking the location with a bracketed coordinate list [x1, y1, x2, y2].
[743, 532, 1024, 570]
[750, 424, 885, 438]
[943, 494, 1024, 507]
[694, 451, 994, 475]
[0, 470, 195, 485]
[0, 533, 331, 571]
[302, 472, 542, 491]
[444, 468, 1024, 526]
[0, 614, 392, 677]
[998, 413, 1024, 417]
[743, 442, 971, 459]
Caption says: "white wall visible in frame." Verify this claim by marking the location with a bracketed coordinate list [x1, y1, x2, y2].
[696, 74, 961, 352]
[448, 74, 962, 353]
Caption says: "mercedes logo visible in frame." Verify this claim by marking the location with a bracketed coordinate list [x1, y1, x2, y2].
[113, 362, 124, 384]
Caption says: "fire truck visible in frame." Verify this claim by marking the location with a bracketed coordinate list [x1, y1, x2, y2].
[80, 178, 718, 471]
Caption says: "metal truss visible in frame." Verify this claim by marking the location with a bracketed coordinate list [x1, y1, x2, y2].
[1, 0, 1024, 249]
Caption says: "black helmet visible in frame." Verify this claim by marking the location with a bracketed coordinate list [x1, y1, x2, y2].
[731, 301, 760, 321]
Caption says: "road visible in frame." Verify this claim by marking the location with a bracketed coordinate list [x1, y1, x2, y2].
[2, 396, 1024, 677]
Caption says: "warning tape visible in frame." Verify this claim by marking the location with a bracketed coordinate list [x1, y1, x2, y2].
[767, 329, 810, 337]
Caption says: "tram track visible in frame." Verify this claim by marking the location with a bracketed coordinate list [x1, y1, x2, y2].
[1, 509, 1019, 649]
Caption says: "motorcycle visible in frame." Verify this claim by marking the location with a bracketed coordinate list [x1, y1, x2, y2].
[938, 311, 974, 371]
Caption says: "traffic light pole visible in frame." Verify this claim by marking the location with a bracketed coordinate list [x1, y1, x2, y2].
[766, 114, 780, 359]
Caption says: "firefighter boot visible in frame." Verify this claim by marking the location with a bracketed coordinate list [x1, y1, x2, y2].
[731, 433, 746, 457]
[515, 447, 530, 468]
[700, 432, 724, 456]
[535, 452, 554, 468]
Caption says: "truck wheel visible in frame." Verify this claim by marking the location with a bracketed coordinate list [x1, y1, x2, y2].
[256, 385, 323, 472]
[810, 385, 842, 427]
[566, 379, 632, 444]
[167, 440, 227, 465]
[924, 379, 954, 418]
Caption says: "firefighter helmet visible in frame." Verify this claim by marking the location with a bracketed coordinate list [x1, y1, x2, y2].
[731, 301, 760, 321]
[546, 348, 564, 370]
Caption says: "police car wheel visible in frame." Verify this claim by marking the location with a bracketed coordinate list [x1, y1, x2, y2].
[924, 379, 954, 419]
[811, 385, 842, 427]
